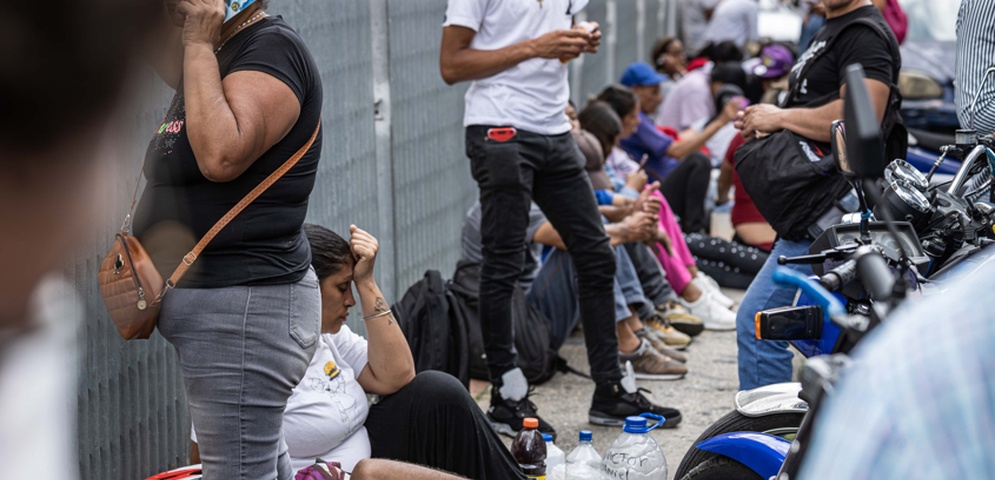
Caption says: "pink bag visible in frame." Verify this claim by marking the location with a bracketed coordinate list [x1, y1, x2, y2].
[883, 0, 907, 45]
[295, 460, 347, 480]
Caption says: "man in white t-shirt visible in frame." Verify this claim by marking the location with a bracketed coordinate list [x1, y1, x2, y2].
[441, 0, 682, 439]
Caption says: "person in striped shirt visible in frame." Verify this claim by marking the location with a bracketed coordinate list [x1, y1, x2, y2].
[956, 0, 995, 134]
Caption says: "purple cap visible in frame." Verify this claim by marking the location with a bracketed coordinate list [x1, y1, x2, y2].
[620, 62, 668, 87]
[752, 44, 795, 79]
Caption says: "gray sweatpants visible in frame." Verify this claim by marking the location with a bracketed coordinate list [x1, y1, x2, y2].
[158, 268, 321, 480]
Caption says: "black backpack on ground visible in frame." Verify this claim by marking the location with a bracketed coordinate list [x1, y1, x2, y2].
[450, 261, 582, 385]
[392, 270, 470, 388]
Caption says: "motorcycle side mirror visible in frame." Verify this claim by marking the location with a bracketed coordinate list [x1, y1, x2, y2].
[843, 64, 884, 180]
[831, 120, 851, 177]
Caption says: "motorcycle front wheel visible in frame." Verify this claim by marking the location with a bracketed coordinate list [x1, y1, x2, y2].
[679, 456, 764, 480]
[673, 410, 804, 479]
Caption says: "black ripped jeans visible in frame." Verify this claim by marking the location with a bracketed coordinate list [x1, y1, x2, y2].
[466, 126, 620, 387]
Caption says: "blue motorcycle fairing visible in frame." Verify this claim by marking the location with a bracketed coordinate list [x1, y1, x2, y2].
[906, 146, 961, 175]
[696, 431, 791, 478]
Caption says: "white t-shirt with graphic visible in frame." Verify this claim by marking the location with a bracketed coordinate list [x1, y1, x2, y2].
[444, 0, 589, 135]
[284, 326, 371, 473]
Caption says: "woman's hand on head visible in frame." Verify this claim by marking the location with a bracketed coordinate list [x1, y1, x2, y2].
[349, 225, 379, 284]
[177, 0, 225, 47]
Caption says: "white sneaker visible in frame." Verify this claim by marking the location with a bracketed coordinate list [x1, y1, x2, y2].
[694, 272, 736, 310]
[680, 291, 737, 331]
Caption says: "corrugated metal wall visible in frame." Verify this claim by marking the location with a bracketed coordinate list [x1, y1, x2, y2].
[75, 2, 666, 477]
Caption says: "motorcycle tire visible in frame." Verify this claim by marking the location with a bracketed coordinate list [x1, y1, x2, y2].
[679, 456, 764, 480]
[673, 410, 804, 479]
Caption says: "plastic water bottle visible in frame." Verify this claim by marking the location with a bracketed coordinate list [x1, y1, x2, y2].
[602, 415, 668, 480]
[511, 418, 547, 479]
[544, 433, 565, 472]
[565, 430, 604, 479]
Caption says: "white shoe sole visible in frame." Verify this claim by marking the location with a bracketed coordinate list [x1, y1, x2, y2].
[633, 372, 687, 381]
[704, 323, 736, 331]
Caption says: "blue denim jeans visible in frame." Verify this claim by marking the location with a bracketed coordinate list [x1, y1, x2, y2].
[736, 239, 813, 391]
[159, 269, 321, 480]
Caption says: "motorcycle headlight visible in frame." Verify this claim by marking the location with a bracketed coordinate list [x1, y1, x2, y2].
[899, 71, 944, 100]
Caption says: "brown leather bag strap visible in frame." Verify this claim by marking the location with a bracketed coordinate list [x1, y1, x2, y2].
[158, 120, 321, 298]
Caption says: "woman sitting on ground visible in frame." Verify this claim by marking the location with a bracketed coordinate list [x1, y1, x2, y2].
[194, 224, 523, 479]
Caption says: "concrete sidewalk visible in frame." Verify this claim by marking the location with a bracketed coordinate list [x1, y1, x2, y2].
[477, 325, 742, 480]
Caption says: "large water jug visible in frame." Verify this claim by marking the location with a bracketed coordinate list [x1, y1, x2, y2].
[601, 414, 667, 480]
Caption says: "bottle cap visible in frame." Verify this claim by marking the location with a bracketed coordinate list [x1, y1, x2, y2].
[542, 433, 553, 442]
[579, 430, 593, 442]
[523, 418, 539, 429]
[624, 416, 647, 433]
[623, 414, 666, 433]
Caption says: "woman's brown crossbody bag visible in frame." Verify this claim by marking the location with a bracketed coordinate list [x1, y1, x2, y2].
[98, 122, 320, 340]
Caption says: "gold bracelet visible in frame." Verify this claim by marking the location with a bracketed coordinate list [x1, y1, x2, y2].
[363, 309, 393, 321]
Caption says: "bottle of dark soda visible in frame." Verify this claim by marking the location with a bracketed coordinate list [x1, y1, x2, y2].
[511, 417, 547, 479]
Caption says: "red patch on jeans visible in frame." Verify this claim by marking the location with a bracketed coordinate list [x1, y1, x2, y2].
[487, 127, 517, 142]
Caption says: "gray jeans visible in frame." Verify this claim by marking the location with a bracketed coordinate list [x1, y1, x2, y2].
[159, 269, 321, 480]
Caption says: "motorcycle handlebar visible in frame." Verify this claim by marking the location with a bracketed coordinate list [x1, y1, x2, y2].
[818, 259, 858, 292]
[856, 252, 895, 302]
[772, 267, 847, 318]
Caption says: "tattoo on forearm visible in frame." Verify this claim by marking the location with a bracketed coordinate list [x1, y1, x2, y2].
[374, 297, 387, 313]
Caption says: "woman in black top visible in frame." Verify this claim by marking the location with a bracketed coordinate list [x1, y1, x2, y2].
[134, 1, 323, 478]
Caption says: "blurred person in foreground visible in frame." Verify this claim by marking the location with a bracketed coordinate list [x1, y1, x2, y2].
[136, 0, 324, 478]
[798, 260, 995, 479]
[0, 0, 154, 477]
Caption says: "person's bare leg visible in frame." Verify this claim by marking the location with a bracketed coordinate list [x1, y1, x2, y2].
[351, 459, 465, 480]
[625, 310, 647, 333]
[617, 317, 641, 354]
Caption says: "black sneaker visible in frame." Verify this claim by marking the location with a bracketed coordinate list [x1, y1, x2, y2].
[487, 386, 557, 440]
[588, 364, 682, 428]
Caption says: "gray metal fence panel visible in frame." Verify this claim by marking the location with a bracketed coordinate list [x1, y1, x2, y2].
[614, 0, 640, 76]
[578, 0, 611, 105]
[387, 0, 475, 294]
[644, 0, 663, 55]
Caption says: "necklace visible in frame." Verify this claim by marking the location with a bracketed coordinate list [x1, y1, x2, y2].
[215, 10, 267, 54]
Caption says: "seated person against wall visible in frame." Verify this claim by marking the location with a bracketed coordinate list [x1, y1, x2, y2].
[658, 41, 744, 131]
[584, 99, 738, 331]
[461, 197, 691, 383]
[194, 224, 525, 479]
[651, 36, 689, 100]
[607, 70, 738, 234]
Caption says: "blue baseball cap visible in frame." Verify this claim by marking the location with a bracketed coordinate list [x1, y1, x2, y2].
[620, 62, 668, 87]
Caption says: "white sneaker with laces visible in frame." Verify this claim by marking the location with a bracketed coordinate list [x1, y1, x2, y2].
[695, 272, 736, 310]
[680, 291, 737, 331]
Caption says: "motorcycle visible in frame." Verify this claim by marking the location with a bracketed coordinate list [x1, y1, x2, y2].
[674, 65, 995, 480]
